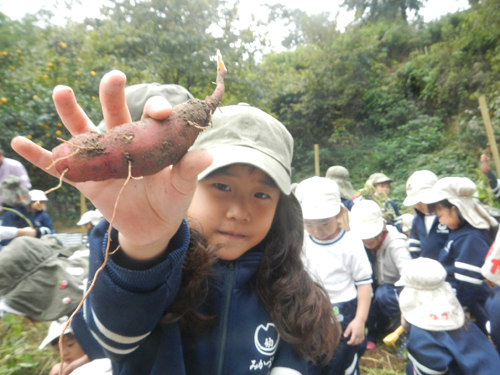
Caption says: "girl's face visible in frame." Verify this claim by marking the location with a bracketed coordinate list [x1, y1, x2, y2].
[304, 217, 340, 241]
[434, 204, 459, 229]
[375, 182, 391, 196]
[52, 335, 85, 364]
[362, 232, 384, 250]
[188, 164, 280, 260]
[30, 201, 46, 211]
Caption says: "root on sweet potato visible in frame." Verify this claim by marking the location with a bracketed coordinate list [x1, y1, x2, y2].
[49, 50, 227, 182]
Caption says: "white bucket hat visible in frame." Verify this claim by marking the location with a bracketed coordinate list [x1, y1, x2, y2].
[403, 170, 437, 207]
[29, 189, 48, 202]
[77, 210, 103, 226]
[397, 258, 464, 331]
[39, 316, 73, 349]
[422, 177, 498, 230]
[349, 200, 385, 240]
[295, 176, 343, 220]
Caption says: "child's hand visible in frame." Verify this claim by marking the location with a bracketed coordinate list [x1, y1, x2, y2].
[11, 70, 213, 261]
[344, 318, 365, 346]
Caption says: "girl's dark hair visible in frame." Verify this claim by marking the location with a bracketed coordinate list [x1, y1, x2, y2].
[427, 199, 466, 227]
[162, 171, 340, 363]
[256, 192, 340, 364]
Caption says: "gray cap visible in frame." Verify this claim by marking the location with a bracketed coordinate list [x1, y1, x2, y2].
[97, 83, 194, 133]
[325, 166, 355, 200]
[368, 172, 393, 185]
[191, 103, 293, 194]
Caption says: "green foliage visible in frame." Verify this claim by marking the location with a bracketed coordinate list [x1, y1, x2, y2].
[0, 315, 56, 375]
[341, 0, 426, 22]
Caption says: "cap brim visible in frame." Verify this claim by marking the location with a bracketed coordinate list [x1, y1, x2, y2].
[302, 204, 342, 220]
[198, 145, 291, 194]
[403, 194, 425, 207]
[351, 220, 384, 240]
[376, 178, 393, 184]
[421, 191, 448, 204]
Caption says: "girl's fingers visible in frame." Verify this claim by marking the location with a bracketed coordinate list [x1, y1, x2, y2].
[141, 96, 173, 121]
[99, 70, 131, 130]
[52, 86, 97, 135]
[10, 136, 74, 184]
[170, 149, 213, 195]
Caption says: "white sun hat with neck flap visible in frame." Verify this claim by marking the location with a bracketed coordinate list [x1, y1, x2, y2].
[422, 177, 498, 230]
[398, 257, 465, 331]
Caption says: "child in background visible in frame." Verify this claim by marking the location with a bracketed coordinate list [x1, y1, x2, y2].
[349, 200, 411, 349]
[399, 257, 500, 375]
[423, 177, 498, 335]
[325, 166, 355, 210]
[296, 176, 372, 375]
[40, 316, 111, 375]
[12, 71, 340, 374]
[0, 178, 53, 247]
[403, 170, 449, 260]
[27, 189, 54, 234]
[76, 209, 103, 246]
[480, 153, 500, 200]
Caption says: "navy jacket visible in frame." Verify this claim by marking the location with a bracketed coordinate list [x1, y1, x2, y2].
[408, 210, 449, 260]
[438, 223, 492, 307]
[406, 323, 500, 375]
[1, 207, 53, 246]
[75, 220, 309, 375]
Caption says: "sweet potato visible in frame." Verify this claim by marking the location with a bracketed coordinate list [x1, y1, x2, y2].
[50, 52, 227, 182]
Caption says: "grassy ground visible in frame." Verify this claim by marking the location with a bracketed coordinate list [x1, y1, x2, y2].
[0, 313, 407, 375]
[360, 346, 406, 374]
[0, 315, 58, 375]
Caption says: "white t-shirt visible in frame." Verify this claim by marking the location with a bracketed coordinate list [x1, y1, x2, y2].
[71, 359, 112, 375]
[301, 229, 373, 304]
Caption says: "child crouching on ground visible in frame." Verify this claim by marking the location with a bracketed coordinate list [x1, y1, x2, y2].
[349, 200, 412, 349]
[399, 257, 500, 375]
[12, 70, 341, 374]
[296, 176, 372, 375]
[39, 316, 111, 375]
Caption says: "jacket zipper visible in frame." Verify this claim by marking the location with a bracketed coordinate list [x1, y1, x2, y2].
[216, 261, 235, 375]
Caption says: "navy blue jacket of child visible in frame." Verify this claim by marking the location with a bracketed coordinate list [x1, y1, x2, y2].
[408, 209, 449, 260]
[439, 222, 493, 333]
[74, 219, 309, 375]
[406, 323, 500, 375]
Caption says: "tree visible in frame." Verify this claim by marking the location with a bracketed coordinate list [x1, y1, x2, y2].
[342, 0, 427, 22]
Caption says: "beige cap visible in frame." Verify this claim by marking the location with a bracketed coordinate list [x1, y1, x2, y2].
[191, 103, 293, 194]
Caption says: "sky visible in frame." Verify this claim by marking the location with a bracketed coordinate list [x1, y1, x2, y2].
[0, 0, 471, 49]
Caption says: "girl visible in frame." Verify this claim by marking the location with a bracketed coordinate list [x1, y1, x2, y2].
[11, 70, 340, 374]
[296, 176, 372, 375]
[423, 177, 498, 335]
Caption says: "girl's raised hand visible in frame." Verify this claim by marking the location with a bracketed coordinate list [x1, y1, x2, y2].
[11, 70, 213, 260]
